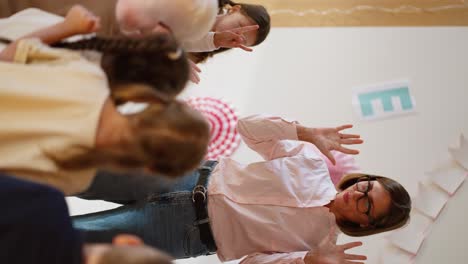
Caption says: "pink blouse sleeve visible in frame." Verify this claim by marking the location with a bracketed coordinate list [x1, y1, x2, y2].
[239, 252, 307, 264]
[236, 115, 300, 160]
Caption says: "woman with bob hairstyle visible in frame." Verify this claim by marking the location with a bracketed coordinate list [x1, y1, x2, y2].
[73, 115, 411, 263]
[334, 173, 411, 237]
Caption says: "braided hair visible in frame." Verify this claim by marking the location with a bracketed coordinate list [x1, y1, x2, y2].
[218, 0, 229, 7]
[2, 35, 208, 178]
[53, 33, 189, 103]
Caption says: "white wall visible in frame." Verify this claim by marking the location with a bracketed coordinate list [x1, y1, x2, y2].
[70, 27, 468, 264]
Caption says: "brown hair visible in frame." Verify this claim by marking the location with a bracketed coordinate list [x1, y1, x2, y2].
[49, 100, 210, 178]
[190, 1, 271, 64]
[218, 0, 229, 7]
[96, 245, 172, 264]
[54, 35, 208, 177]
[335, 173, 411, 237]
[53, 33, 189, 103]
[1, 36, 207, 177]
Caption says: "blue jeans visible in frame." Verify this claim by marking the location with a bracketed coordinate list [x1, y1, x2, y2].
[77, 168, 200, 204]
[73, 162, 217, 259]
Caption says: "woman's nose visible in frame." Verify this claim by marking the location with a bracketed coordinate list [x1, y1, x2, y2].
[353, 190, 365, 200]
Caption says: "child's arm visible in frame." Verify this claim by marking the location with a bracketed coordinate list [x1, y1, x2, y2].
[0, 5, 100, 62]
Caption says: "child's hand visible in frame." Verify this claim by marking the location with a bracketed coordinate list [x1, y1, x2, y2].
[213, 25, 259, 51]
[64, 5, 101, 35]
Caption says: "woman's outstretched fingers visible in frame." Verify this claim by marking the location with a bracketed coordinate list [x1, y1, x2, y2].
[340, 241, 363, 250]
[336, 124, 353, 131]
[339, 133, 360, 139]
[344, 253, 367, 261]
[337, 146, 360, 155]
[340, 139, 364, 145]
[341, 241, 366, 263]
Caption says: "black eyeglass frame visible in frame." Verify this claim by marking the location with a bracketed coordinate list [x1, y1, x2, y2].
[356, 176, 376, 227]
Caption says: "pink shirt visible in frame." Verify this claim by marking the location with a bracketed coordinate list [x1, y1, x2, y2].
[207, 115, 339, 263]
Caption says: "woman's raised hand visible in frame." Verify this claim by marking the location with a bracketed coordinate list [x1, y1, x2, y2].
[64, 5, 101, 35]
[304, 226, 367, 264]
[214, 25, 259, 51]
[297, 124, 363, 165]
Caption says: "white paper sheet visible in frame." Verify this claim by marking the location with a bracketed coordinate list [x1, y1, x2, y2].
[379, 243, 415, 264]
[427, 159, 467, 195]
[386, 211, 432, 255]
[352, 80, 416, 121]
[449, 134, 468, 170]
[413, 182, 449, 219]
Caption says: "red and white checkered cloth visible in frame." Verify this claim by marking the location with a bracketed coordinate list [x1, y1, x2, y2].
[186, 97, 241, 160]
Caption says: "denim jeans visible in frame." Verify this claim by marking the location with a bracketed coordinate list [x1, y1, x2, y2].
[77, 168, 201, 204]
[73, 162, 217, 259]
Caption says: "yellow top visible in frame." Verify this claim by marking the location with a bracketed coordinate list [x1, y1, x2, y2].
[0, 38, 109, 195]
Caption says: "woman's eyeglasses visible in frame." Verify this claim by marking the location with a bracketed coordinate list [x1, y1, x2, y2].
[355, 176, 375, 226]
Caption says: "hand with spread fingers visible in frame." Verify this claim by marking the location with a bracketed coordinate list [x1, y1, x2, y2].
[214, 25, 259, 51]
[64, 5, 101, 35]
[297, 124, 363, 165]
[304, 226, 367, 264]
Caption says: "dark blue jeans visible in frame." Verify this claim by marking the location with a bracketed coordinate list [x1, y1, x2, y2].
[73, 162, 217, 259]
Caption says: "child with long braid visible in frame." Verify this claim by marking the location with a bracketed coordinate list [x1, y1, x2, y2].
[0, 5, 210, 195]
[0, 0, 220, 43]
[0, 0, 271, 83]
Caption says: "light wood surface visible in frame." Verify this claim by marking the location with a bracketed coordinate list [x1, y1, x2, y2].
[240, 0, 468, 26]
